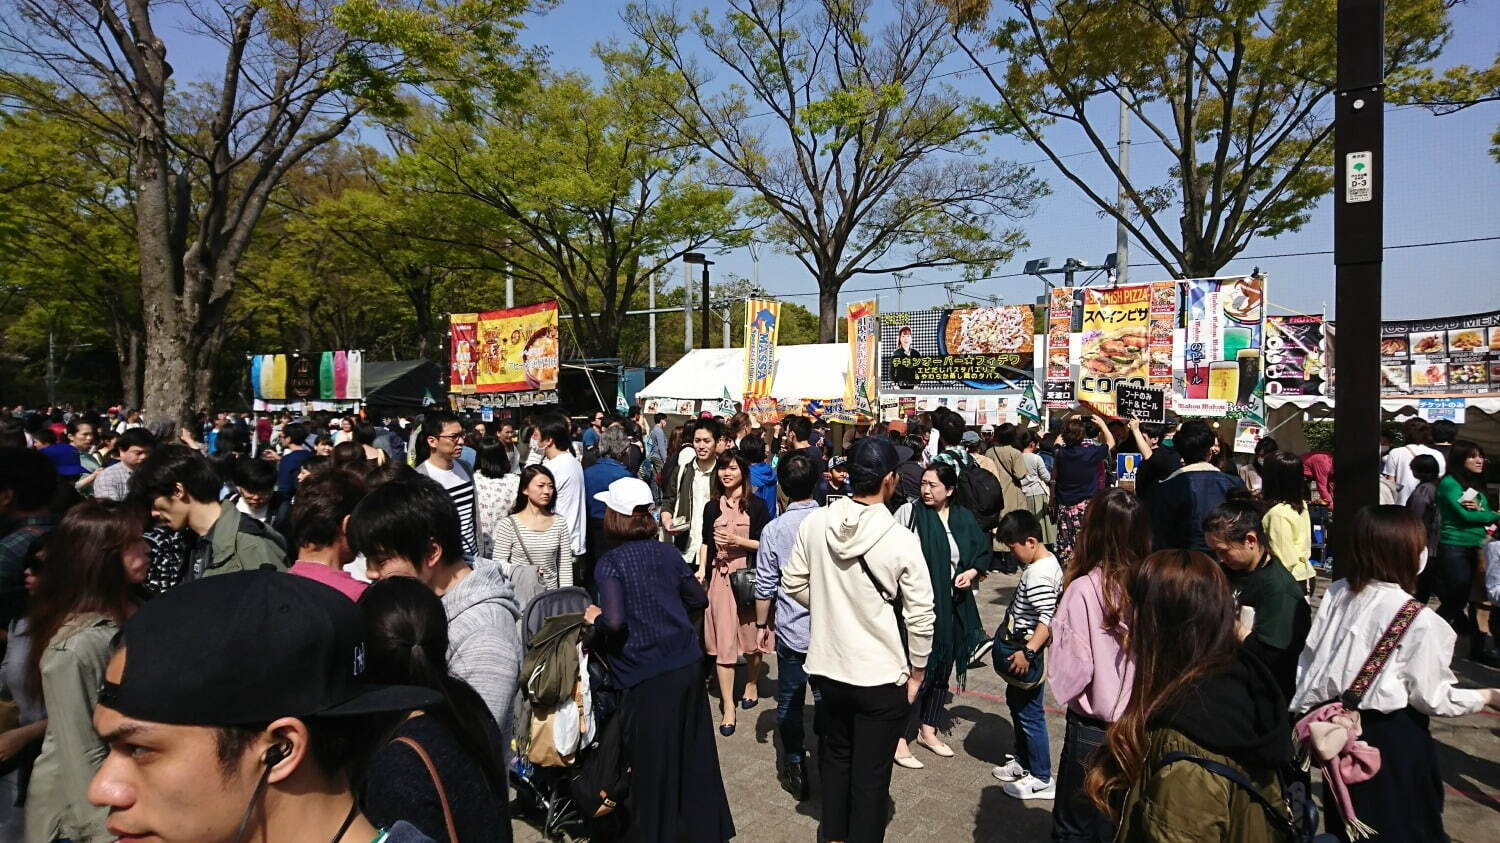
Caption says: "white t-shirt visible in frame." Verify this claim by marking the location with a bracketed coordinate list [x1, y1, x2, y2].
[544, 451, 588, 557]
[425, 460, 478, 556]
[1382, 444, 1445, 505]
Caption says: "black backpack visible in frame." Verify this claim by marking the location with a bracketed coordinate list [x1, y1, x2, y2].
[952, 453, 1003, 531]
[569, 709, 630, 823]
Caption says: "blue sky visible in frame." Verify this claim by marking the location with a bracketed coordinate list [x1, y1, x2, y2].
[168, 1, 1500, 322]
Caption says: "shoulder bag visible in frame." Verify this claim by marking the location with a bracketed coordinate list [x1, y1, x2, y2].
[725, 505, 758, 607]
[1292, 597, 1423, 840]
[394, 735, 458, 843]
[510, 515, 563, 587]
[992, 604, 1046, 690]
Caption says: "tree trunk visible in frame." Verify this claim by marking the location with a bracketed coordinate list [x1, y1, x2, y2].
[120, 329, 143, 412]
[817, 280, 840, 343]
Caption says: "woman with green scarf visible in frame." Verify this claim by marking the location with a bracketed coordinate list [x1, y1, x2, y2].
[891, 461, 991, 769]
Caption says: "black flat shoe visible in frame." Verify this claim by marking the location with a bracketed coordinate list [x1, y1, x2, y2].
[740, 697, 759, 709]
[719, 723, 736, 737]
[780, 759, 809, 801]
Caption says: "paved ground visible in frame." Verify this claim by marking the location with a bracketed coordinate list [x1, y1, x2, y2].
[512, 570, 1500, 841]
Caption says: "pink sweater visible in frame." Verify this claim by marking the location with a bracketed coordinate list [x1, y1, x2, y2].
[1049, 568, 1134, 721]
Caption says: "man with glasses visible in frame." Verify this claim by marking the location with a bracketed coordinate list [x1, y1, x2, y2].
[416, 411, 479, 556]
[582, 411, 605, 449]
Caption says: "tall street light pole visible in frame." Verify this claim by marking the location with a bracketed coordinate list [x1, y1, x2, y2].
[1332, 0, 1384, 576]
[684, 253, 714, 347]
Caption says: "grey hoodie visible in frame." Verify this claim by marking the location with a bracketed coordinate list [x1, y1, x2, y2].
[441, 557, 524, 744]
[782, 496, 935, 687]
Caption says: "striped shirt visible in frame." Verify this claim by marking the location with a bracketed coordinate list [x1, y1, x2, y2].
[1008, 553, 1063, 636]
[491, 514, 573, 589]
[424, 461, 478, 556]
[93, 461, 133, 501]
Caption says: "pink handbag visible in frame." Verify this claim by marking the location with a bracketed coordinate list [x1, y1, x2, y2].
[1293, 598, 1422, 840]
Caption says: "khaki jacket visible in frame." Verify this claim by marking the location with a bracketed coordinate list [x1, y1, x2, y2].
[1116, 727, 1291, 843]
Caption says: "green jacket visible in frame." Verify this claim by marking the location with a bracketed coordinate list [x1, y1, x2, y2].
[26, 614, 116, 843]
[205, 500, 288, 576]
[1116, 727, 1291, 843]
[1436, 475, 1499, 548]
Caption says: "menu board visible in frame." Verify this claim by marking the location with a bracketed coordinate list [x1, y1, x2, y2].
[1077, 285, 1152, 415]
[881, 306, 1037, 395]
[1380, 309, 1500, 397]
[1265, 315, 1330, 397]
[1115, 383, 1167, 423]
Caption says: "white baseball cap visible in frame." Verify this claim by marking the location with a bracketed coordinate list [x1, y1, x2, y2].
[593, 477, 655, 515]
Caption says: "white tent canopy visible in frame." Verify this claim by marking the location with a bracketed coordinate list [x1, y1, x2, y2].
[638, 344, 849, 402]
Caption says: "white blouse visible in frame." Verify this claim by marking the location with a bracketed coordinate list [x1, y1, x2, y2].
[1291, 579, 1487, 717]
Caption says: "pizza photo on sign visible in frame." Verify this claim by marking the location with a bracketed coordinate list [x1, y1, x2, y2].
[1081, 327, 1148, 379]
[941, 306, 1034, 354]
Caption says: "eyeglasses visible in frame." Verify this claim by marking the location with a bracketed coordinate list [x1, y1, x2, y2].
[434, 433, 464, 442]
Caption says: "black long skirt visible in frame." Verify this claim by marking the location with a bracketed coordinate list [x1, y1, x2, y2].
[620, 660, 735, 842]
[1326, 707, 1446, 843]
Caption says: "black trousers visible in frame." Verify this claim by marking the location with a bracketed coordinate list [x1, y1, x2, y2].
[1051, 710, 1114, 843]
[1419, 544, 1478, 637]
[811, 676, 911, 843]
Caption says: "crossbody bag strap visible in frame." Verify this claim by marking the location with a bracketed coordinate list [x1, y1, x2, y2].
[394, 736, 458, 843]
[508, 515, 538, 567]
[1158, 751, 1293, 833]
[1341, 598, 1423, 708]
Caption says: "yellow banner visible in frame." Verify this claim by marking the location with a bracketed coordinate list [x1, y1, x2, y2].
[1078, 285, 1151, 415]
[743, 299, 781, 398]
[474, 301, 561, 393]
[845, 299, 879, 413]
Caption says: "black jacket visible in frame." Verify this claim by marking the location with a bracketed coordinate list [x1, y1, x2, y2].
[363, 712, 510, 843]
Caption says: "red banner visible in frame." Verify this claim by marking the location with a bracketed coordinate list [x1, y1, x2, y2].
[450, 314, 478, 394]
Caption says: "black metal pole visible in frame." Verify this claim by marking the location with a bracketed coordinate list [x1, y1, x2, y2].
[1331, 0, 1384, 577]
[701, 265, 712, 347]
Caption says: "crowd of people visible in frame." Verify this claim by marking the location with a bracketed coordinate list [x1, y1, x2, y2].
[0, 400, 1496, 842]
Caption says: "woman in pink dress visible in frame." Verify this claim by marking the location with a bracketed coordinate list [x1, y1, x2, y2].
[696, 450, 772, 736]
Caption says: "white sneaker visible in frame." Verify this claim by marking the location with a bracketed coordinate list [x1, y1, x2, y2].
[1002, 774, 1057, 800]
[991, 756, 1025, 782]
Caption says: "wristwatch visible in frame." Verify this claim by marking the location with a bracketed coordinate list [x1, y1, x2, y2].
[1022, 647, 1037, 662]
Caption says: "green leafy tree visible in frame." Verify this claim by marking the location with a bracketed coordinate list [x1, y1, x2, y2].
[946, 0, 1460, 278]
[0, 0, 541, 420]
[390, 63, 741, 359]
[622, 0, 1045, 342]
[0, 88, 143, 405]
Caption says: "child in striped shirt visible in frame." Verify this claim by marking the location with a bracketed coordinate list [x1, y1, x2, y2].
[992, 509, 1064, 801]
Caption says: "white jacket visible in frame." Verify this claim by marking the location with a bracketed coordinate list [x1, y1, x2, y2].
[782, 496, 936, 687]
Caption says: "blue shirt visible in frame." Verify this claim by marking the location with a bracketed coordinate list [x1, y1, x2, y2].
[583, 458, 632, 521]
[594, 539, 709, 687]
[582, 427, 601, 448]
[749, 461, 778, 518]
[275, 449, 312, 495]
[753, 500, 820, 653]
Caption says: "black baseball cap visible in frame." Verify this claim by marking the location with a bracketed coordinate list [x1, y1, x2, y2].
[846, 436, 900, 486]
[99, 571, 440, 726]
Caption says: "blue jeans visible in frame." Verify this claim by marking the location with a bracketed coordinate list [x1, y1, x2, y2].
[776, 643, 821, 762]
[1006, 680, 1052, 781]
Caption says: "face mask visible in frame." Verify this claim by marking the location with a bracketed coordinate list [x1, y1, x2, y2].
[1418, 547, 1428, 575]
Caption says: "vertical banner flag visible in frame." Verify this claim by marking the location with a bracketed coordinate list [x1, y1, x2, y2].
[846, 299, 879, 414]
[1147, 282, 1177, 387]
[345, 350, 363, 399]
[743, 298, 781, 398]
[1078, 285, 1151, 416]
[319, 352, 336, 400]
[472, 301, 560, 394]
[1265, 315, 1330, 397]
[1178, 276, 1266, 420]
[449, 314, 479, 394]
[250, 356, 265, 400]
[1045, 287, 1077, 407]
[268, 354, 288, 400]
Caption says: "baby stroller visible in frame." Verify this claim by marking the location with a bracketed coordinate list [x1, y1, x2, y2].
[510, 587, 626, 840]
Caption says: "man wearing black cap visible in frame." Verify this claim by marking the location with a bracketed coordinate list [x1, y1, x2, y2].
[782, 435, 936, 843]
[87, 571, 439, 842]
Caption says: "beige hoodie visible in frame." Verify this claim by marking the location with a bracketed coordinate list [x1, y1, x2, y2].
[782, 496, 936, 686]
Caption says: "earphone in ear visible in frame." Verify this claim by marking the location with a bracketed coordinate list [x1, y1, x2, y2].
[263, 743, 291, 767]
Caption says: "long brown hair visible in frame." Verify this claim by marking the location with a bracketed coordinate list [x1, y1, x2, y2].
[1086, 549, 1238, 816]
[26, 499, 146, 695]
[712, 450, 750, 510]
[1066, 488, 1150, 636]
